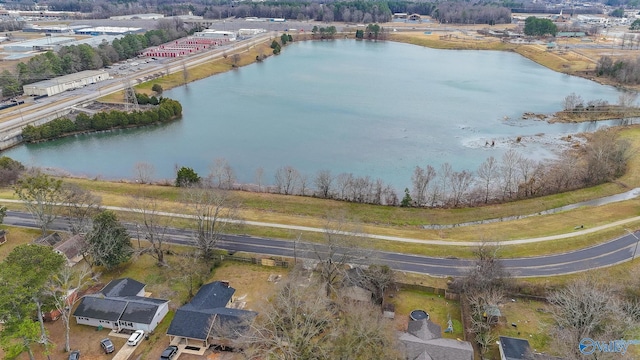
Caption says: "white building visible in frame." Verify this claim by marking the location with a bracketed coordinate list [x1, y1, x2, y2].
[73, 278, 170, 333]
[238, 28, 267, 36]
[192, 29, 236, 41]
[23, 70, 110, 97]
[110, 13, 164, 20]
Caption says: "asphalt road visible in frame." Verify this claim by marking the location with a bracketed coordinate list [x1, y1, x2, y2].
[4, 210, 637, 278]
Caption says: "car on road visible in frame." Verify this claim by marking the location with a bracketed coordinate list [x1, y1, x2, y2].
[100, 338, 115, 354]
[68, 350, 80, 360]
[160, 345, 178, 359]
[127, 330, 145, 346]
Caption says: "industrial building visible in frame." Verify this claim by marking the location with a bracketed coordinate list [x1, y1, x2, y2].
[191, 29, 236, 42]
[3, 37, 76, 52]
[23, 70, 110, 97]
[74, 27, 144, 36]
[110, 13, 164, 20]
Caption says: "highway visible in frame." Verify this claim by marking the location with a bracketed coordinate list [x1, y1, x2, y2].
[0, 32, 274, 140]
[3, 210, 637, 278]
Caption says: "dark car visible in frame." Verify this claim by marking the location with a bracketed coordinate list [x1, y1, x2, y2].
[160, 345, 178, 360]
[100, 338, 115, 354]
[68, 350, 80, 360]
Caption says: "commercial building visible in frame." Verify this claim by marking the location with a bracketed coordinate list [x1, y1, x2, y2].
[23, 70, 110, 97]
[191, 29, 236, 41]
[3, 36, 75, 52]
[110, 13, 164, 20]
[74, 26, 144, 36]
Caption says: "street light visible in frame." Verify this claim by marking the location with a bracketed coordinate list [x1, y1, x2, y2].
[625, 228, 640, 260]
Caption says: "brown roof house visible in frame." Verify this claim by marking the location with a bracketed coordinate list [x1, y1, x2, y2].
[399, 318, 474, 360]
[34, 232, 85, 266]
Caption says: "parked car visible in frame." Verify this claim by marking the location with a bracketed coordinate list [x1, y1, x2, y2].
[68, 350, 80, 360]
[160, 345, 178, 360]
[127, 330, 145, 346]
[100, 338, 115, 354]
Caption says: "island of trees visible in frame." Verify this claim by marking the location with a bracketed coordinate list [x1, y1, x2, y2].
[21, 98, 182, 143]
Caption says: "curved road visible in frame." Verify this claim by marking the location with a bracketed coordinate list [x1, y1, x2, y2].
[3, 210, 638, 278]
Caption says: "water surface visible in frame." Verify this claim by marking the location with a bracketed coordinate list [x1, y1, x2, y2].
[2, 40, 627, 189]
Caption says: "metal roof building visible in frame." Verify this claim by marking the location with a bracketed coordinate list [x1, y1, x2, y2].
[74, 26, 144, 36]
[23, 70, 110, 97]
[3, 36, 75, 52]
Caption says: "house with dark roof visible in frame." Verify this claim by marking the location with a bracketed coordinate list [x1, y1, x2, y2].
[72, 278, 169, 332]
[499, 336, 534, 360]
[53, 234, 85, 266]
[399, 318, 474, 360]
[167, 281, 257, 349]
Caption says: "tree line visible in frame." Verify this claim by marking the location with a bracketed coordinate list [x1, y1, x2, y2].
[168, 128, 630, 209]
[21, 98, 182, 142]
[45, 0, 512, 26]
[0, 20, 190, 98]
[596, 55, 640, 84]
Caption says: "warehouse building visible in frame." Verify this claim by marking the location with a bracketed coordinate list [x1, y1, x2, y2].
[74, 26, 144, 36]
[23, 70, 110, 97]
[3, 37, 76, 52]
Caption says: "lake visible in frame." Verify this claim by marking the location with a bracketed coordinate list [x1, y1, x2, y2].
[1, 39, 626, 190]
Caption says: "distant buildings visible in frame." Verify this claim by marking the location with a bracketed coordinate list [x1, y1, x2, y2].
[143, 30, 236, 58]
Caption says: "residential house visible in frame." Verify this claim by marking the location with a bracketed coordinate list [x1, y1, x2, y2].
[72, 278, 169, 333]
[53, 234, 85, 266]
[34, 232, 85, 266]
[399, 318, 474, 360]
[167, 281, 257, 350]
[499, 336, 534, 360]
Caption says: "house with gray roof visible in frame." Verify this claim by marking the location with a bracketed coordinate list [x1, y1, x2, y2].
[167, 281, 257, 349]
[399, 318, 474, 360]
[72, 278, 169, 333]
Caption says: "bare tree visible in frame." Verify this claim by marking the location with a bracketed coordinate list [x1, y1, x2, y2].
[548, 276, 632, 359]
[14, 170, 64, 235]
[448, 170, 474, 207]
[274, 166, 300, 195]
[313, 215, 369, 296]
[499, 150, 520, 200]
[208, 157, 236, 190]
[477, 156, 498, 204]
[183, 186, 240, 260]
[47, 264, 93, 352]
[411, 165, 436, 207]
[60, 183, 102, 235]
[171, 251, 210, 298]
[335, 172, 353, 200]
[583, 129, 631, 185]
[466, 289, 503, 356]
[243, 272, 402, 360]
[314, 169, 333, 198]
[133, 162, 155, 184]
[255, 167, 264, 192]
[129, 195, 172, 266]
[298, 173, 309, 196]
[438, 163, 453, 206]
[243, 274, 334, 359]
[563, 92, 584, 111]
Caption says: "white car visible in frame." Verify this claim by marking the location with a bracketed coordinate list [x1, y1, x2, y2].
[126, 330, 145, 346]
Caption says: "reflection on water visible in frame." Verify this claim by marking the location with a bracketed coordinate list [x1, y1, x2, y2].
[424, 188, 640, 229]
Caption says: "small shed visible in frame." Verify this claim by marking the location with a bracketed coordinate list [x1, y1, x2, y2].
[0, 230, 6, 245]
